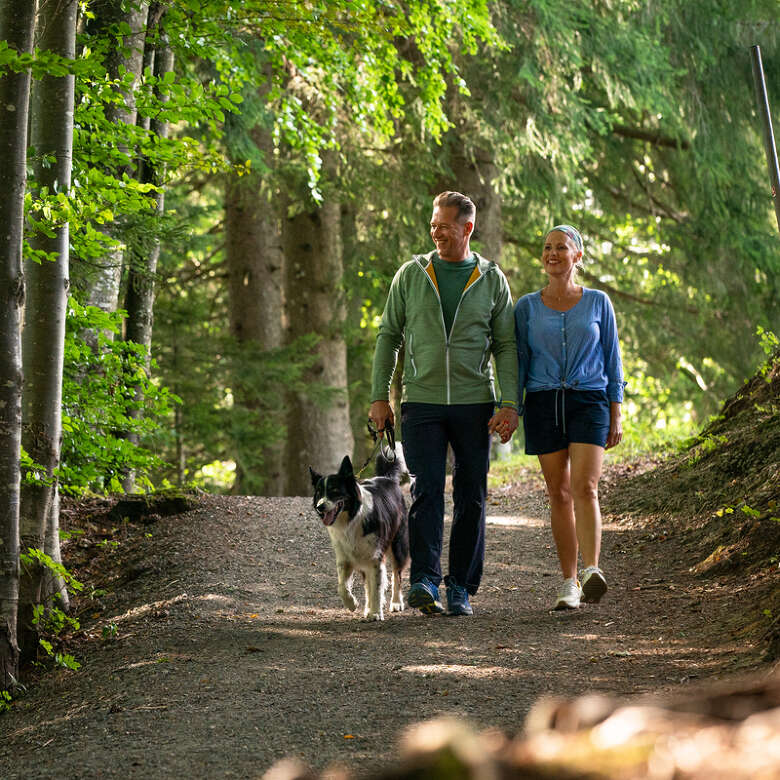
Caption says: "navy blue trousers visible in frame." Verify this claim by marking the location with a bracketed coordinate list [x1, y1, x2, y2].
[401, 402, 493, 596]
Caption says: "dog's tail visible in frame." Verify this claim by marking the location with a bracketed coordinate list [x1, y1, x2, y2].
[374, 443, 409, 483]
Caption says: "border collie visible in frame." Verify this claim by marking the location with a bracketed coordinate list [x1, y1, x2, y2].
[309, 451, 409, 621]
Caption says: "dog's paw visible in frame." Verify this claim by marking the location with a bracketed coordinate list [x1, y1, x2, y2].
[340, 591, 358, 611]
[389, 600, 404, 612]
[363, 612, 383, 622]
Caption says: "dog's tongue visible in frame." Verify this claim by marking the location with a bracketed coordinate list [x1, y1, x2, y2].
[322, 507, 339, 526]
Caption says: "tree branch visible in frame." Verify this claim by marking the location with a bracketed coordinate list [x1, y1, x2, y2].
[613, 125, 690, 150]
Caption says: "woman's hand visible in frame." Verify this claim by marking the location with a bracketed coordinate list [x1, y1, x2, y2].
[605, 402, 623, 450]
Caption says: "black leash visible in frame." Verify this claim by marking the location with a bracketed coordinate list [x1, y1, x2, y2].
[355, 420, 396, 477]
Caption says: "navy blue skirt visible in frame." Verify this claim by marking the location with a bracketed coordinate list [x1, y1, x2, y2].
[523, 389, 610, 455]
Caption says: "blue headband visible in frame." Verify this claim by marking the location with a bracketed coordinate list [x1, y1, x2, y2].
[546, 224, 583, 253]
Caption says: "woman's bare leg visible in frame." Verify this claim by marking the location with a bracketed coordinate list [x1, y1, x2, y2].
[568, 443, 605, 569]
[538, 450, 577, 579]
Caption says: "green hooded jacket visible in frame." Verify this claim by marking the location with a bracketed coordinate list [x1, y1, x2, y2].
[371, 251, 519, 408]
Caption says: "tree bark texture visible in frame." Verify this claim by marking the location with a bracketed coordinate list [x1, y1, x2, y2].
[341, 202, 373, 470]
[125, 34, 172, 353]
[43, 492, 69, 610]
[122, 21, 173, 492]
[439, 143, 503, 263]
[0, 0, 36, 689]
[84, 0, 149, 324]
[283, 171, 354, 495]
[18, 0, 77, 662]
[225, 130, 287, 495]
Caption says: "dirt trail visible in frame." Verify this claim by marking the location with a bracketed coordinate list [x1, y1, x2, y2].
[0, 480, 766, 779]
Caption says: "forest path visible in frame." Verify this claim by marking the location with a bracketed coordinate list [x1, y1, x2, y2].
[0, 480, 764, 779]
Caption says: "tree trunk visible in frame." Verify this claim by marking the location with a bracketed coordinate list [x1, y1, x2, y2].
[342, 202, 373, 470]
[440, 143, 503, 263]
[283, 161, 354, 495]
[0, 0, 36, 689]
[83, 0, 149, 327]
[18, 0, 77, 663]
[122, 21, 173, 492]
[224, 123, 287, 495]
[125, 28, 172, 353]
[43, 492, 68, 609]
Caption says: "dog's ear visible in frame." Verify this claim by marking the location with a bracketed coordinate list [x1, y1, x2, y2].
[309, 466, 322, 488]
[338, 455, 353, 478]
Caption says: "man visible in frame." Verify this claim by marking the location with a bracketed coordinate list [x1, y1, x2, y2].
[369, 191, 519, 617]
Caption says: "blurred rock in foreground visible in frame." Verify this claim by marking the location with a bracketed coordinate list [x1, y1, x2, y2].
[264, 669, 780, 779]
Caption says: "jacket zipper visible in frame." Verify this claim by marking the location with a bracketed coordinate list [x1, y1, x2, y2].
[449, 275, 486, 401]
[420, 259, 486, 404]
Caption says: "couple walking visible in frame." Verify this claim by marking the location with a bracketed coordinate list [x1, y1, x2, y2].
[368, 191, 625, 615]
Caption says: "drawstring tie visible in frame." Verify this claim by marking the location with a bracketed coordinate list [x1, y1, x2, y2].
[554, 387, 567, 435]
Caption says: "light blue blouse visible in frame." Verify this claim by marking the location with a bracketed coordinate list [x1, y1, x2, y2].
[514, 288, 625, 413]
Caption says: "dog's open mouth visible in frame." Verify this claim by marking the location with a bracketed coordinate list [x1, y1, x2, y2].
[320, 500, 344, 526]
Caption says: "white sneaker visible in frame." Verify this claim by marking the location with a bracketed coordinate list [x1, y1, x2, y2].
[553, 577, 581, 610]
[581, 566, 608, 603]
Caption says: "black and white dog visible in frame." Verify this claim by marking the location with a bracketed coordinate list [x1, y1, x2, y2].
[309, 451, 409, 621]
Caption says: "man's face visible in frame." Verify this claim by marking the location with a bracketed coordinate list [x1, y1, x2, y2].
[430, 205, 472, 262]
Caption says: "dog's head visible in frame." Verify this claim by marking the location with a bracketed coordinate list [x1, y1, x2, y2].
[309, 455, 361, 526]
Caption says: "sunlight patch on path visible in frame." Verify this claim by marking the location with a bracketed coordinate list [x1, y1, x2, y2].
[401, 663, 522, 679]
[486, 514, 545, 528]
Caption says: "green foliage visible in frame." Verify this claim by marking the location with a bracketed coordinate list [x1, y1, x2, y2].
[101, 622, 118, 641]
[402, 0, 780, 429]
[60, 298, 178, 495]
[20, 548, 83, 671]
[757, 327, 779, 369]
[13, 0, 778, 493]
[684, 433, 729, 467]
[21, 547, 83, 595]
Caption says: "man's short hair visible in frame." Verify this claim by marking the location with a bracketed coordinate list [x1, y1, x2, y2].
[433, 191, 476, 224]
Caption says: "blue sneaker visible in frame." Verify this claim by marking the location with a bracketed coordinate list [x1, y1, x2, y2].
[407, 578, 445, 614]
[446, 583, 473, 616]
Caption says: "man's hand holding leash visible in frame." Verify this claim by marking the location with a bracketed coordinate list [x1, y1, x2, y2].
[369, 400, 395, 437]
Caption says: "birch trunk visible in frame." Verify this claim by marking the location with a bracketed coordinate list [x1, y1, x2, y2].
[283, 163, 354, 495]
[84, 0, 149, 327]
[122, 25, 173, 492]
[0, 0, 36, 689]
[18, 0, 77, 661]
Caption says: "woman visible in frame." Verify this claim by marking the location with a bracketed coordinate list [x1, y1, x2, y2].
[514, 225, 624, 610]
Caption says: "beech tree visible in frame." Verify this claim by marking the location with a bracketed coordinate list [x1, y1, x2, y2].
[19, 0, 78, 660]
[0, 0, 36, 689]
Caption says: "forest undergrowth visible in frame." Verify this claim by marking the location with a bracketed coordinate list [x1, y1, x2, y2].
[603, 350, 780, 661]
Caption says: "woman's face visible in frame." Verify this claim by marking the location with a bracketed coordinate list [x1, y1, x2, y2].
[541, 230, 582, 278]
